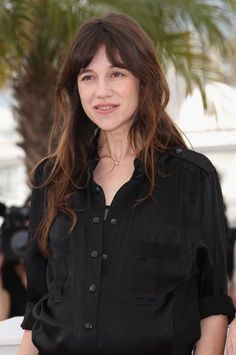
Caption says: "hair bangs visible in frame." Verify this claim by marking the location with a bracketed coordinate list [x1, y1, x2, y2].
[74, 26, 131, 76]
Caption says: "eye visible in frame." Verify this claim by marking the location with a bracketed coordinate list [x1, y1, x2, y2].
[111, 71, 125, 78]
[80, 74, 95, 81]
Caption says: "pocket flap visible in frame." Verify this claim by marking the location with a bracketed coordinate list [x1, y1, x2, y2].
[120, 239, 195, 304]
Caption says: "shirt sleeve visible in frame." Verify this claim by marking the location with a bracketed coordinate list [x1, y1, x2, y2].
[196, 171, 235, 323]
[21, 165, 48, 330]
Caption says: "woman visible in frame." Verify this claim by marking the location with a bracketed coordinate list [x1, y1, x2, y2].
[19, 12, 235, 355]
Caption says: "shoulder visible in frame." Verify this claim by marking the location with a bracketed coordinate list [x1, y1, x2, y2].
[168, 147, 216, 175]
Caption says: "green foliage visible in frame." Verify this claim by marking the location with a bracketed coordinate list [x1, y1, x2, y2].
[0, 0, 92, 85]
[0, 0, 235, 94]
[0, 0, 236, 171]
[88, 0, 236, 103]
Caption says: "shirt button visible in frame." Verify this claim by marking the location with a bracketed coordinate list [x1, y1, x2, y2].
[92, 216, 100, 223]
[95, 186, 100, 192]
[110, 218, 117, 225]
[89, 284, 96, 292]
[102, 254, 108, 261]
[91, 250, 99, 258]
[84, 322, 93, 330]
[175, 147, 183, 154]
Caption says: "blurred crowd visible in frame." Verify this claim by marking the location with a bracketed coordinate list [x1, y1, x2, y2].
[0, 200, 29, 321]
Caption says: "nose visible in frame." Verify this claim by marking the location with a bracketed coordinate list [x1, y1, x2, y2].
[95, 78, 112, 98]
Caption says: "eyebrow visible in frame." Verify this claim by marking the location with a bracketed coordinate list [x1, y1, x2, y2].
[79, 64, 127, 76]
[79, 69, 93, 76]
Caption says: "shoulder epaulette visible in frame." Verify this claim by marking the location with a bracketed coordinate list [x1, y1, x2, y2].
[170, 147, 216, 174]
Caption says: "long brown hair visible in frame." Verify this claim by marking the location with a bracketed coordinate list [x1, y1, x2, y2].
[33, 12, 187, 254]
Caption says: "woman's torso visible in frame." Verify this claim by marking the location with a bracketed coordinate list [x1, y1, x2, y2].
[31, 148, 226, 355]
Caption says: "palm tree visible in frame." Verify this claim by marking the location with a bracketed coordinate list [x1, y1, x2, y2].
[0, 0, 235, 173]
[91, 0, 236, 102]
[0, 0, 93, 173]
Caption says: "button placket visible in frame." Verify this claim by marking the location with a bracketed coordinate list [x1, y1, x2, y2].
[101, 215, 118, 262]
[83, 186, 104, 338]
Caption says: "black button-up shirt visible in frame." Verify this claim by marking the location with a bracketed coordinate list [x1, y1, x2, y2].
[21, 147, 235, 355]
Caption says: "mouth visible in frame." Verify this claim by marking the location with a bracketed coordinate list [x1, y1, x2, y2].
[94, 104, 119, 114]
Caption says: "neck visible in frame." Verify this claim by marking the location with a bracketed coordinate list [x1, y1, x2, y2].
[98, 129, 137, 161]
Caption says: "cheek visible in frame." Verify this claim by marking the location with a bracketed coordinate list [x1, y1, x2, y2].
[128, 77, 139, 95]
[126, 80, 139, 108]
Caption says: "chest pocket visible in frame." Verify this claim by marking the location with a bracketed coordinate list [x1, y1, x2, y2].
[120, 239, 194, 304]
[47, 215, 75, 304]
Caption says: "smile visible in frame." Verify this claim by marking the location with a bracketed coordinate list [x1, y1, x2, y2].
[94, 104, 119, 114]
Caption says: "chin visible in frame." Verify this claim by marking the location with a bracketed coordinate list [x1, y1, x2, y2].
[97, 125, 121, 132]
[98, 120, 132, 132]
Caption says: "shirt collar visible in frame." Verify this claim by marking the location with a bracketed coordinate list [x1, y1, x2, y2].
[87, 138, 172, 183]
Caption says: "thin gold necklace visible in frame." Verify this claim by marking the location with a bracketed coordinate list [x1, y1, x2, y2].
[95, 153, 136, 180]
[99, 155, 120, 167]
[99, 152, 136, 167]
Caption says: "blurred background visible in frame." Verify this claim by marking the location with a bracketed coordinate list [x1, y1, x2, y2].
[0, 0, 236, 320]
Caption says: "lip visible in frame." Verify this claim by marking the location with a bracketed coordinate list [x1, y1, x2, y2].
[93, 103, 119, 114]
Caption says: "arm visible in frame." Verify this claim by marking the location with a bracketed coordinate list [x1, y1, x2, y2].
[18, 330, 38, 355]
[194, 315, 227, 355]
[19, 164, 48, 346]
[226, 318, 236, 355]
[192, 171, 235, 353]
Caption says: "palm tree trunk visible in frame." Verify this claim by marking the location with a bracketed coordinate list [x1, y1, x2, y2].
[12, 61, 57, 174]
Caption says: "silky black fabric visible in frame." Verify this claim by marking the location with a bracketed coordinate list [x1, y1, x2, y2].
[21, 147, 235, 355]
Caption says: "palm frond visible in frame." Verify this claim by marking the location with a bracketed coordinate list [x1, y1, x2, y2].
[88, 0, 235, 102]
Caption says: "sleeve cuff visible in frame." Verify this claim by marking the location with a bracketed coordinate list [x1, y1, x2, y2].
[199, 294, 235, 324]
[20, 302, 36, 330]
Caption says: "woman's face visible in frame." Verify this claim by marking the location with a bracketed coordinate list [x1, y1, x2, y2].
[77, 46, 139, 134]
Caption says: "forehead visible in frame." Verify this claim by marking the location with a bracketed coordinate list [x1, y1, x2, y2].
[81, 45, 125, 71]
[86, 47, 111, 68]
